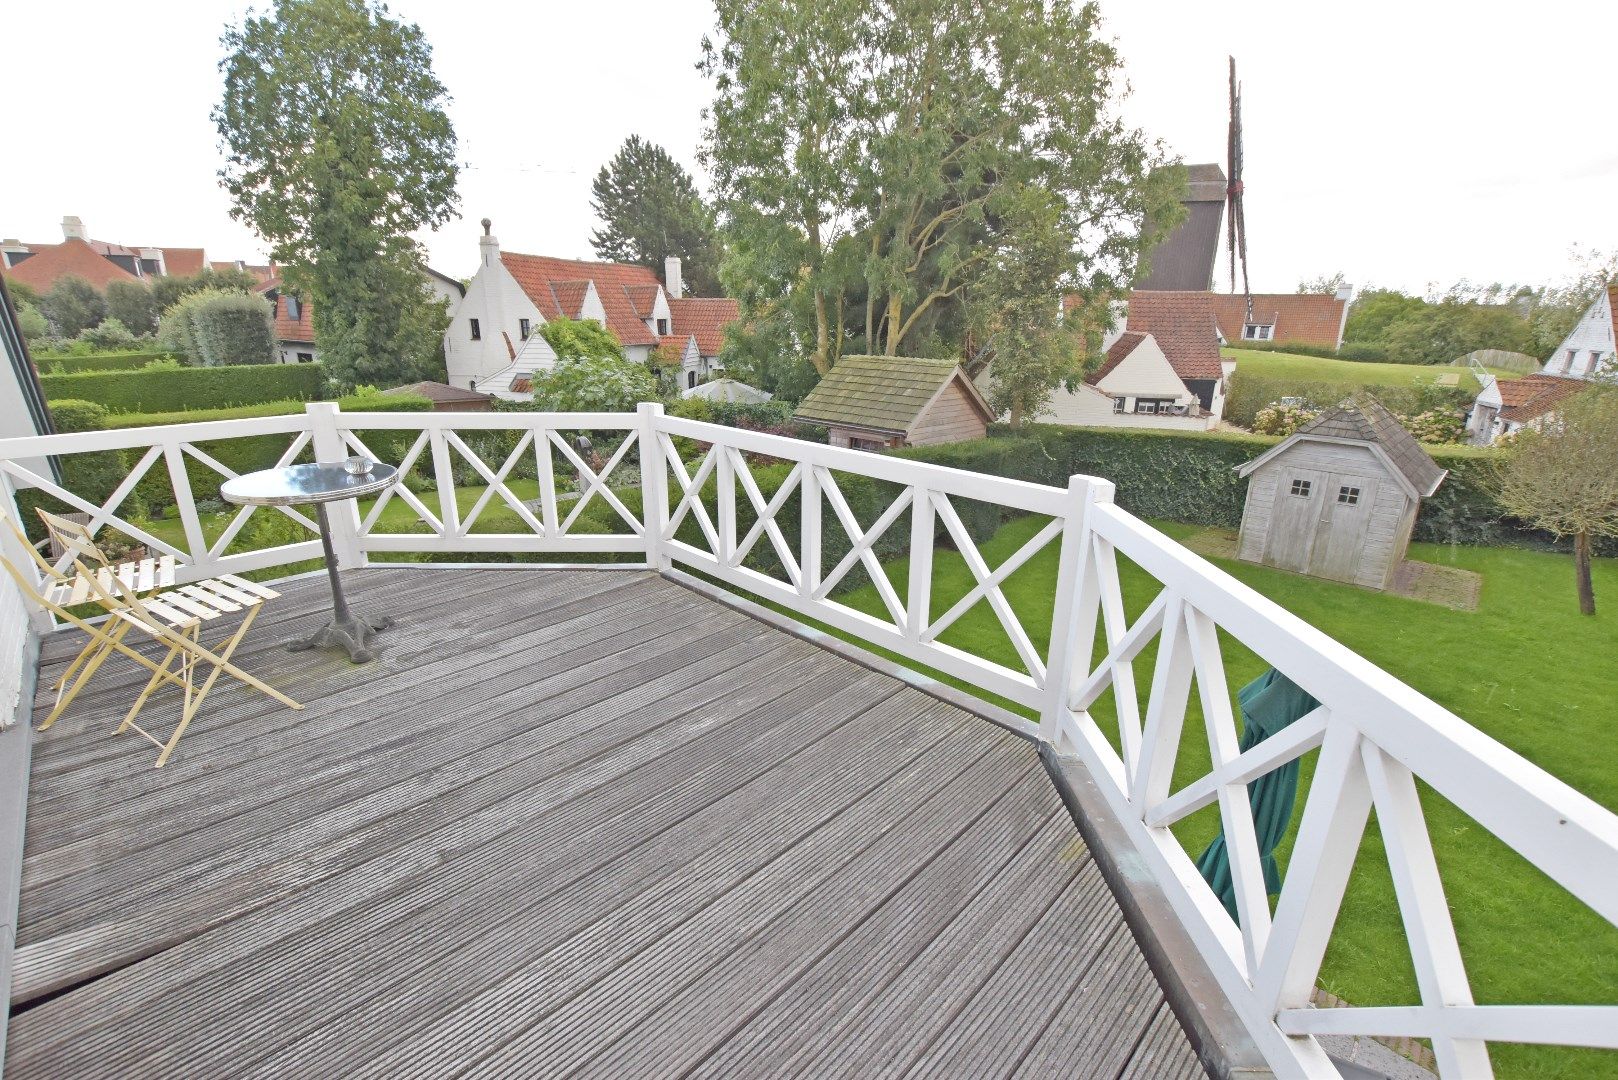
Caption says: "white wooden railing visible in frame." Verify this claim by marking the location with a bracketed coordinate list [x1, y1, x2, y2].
[0, 400, 1614, 1078]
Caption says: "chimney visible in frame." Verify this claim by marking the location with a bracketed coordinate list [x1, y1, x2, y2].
[479, 217, 499, 268]
[61, 215, 88, 242]
[1334, 284, 1355, 302]
[664, 256, 683, 299]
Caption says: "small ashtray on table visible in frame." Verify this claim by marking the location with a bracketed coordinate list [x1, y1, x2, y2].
[221, 456, 399, 663]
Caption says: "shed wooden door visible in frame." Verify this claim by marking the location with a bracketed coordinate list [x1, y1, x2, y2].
[1310, 473, 1381, 583]
[1264, 467, 1328, 574]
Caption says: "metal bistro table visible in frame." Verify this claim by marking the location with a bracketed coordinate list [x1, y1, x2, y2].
[221, 460, 399, 663]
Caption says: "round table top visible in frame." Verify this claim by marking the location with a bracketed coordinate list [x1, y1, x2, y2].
[221, 461, 400, 507]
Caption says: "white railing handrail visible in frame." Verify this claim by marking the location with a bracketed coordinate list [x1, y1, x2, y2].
[0, 399, 1611, 1078]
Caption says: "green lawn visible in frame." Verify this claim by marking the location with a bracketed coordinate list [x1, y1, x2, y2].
[823, 514, 1617, 1079]
[1222, 347, 1520, 392]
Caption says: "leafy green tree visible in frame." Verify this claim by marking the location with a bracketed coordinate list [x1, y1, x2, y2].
[703, 0, 1179, 379]
[1344, 287, 1427, 343]
[42, 276, 105, 337]
[1490, 388, 1618, 615]
[591, 137, 724, 296]
[527, 355, 658, 412]
[215, 0, 459, 389]
[105, 280, 158, 336]
[1298, 272, 1348, 295]
[15, 299, 48, 343]
[539, 316, 624, 362]
[5, 280, 41, 309]
[1381, 300, 1535, 364]
[971, 186, 1087, 425]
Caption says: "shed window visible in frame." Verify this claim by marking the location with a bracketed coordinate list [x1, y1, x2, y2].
[1337, 485, 1360, 505]
[469, 318, 481, 341]
[1289, 479, 1312, 497]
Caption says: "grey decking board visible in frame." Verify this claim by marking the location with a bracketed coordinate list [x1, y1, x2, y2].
[1120, 1002, 1213, 1080]
[9, 614, 796, 1004]
[5, 568, 1203, 1079]
[579, 785, 1068, 1077]
[688, 812, 1089, 1078]
[460, 747, 1040, 1077]
[11, 635, 888, 1071]
[337, 687, 982, 1080]
[19, 580, 721, 902]
[25, 569, 642, 785]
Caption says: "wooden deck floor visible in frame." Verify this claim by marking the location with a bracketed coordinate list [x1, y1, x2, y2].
[6, 568, 1205, 1078]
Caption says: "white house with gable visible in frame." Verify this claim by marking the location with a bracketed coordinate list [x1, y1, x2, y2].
[444, 220, 739, 400]
[1539, 284, 1617, 380]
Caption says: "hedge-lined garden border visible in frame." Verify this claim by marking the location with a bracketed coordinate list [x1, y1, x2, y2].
[39, 362, 326, 414]
[33, 351, 175, 374]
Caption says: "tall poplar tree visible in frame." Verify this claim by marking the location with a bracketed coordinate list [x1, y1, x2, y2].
[214, 0, 459, 387]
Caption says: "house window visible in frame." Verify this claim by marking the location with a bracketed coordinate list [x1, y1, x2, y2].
[1563, 349, 1576, 371]
[1112, 397, 1126, 413]
[1243, 323, 1274, 341]
[285, 295, 300, 321]
[1590, 350, 1603, 370]
[656, 318, 668, 335]
[1289, 478, 1312, 497]
[518, 318, 531, 341]
[296, 352, 314, 363]
[1337, 485, 1360, 505]
[1134, 398, 1173, 415]
[469, 318, 481, 341]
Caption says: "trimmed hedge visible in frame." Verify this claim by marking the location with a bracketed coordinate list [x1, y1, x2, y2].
[1224, 340, 1399, 364]
[1225, 372, 1474, 430]
[13, 400, 135, 538]
[40, 362, 325, 413]
[35, 350, 175, 373]
[899, 425, 1609, 556]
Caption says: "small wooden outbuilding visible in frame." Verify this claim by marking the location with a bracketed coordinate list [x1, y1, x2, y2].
[382, 381, 494, 412]
[793, 355, 994, 450]
[1234, 396, 1447, 589]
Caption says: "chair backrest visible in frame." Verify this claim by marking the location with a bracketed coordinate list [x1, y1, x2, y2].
[37, 509, 111, 570]
[0, 505, 65, 587]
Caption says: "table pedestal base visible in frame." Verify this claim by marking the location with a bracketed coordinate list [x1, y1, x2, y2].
[288, 611, 394, 665]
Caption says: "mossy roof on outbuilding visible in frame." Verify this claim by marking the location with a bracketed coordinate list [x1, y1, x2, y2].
[793, 355, 990, 434]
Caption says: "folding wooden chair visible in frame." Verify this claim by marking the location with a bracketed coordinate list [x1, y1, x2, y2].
[76, 566, 303, 767]
[28, 508, 176, 719]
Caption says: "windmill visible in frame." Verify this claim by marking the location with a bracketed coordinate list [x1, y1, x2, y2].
[1225, 56, 1252, 320]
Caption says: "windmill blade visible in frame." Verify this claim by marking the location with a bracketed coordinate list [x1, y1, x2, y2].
[1226, 56, 1252, 318]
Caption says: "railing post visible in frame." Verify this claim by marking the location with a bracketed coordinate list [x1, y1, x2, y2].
[799, 464, 821, 599]
[717, 442, 737, 565]
[906, 487, 934, 639]
[306, 402, 364, 569]
[1040, 474, 1111, 748]
[0, 474, 53, 633]
[638, 402, 669, 572]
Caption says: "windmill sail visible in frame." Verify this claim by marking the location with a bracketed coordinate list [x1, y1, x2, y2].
[1227, 56, 1252, 321]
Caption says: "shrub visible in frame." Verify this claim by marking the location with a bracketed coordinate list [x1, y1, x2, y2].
[158, 288, 277, 366]
[75, 318, 141, 352]
[1251, 401, 1320, 436]
[1225, 372, 1473, 430]
[41, 276, 105, 337]
[39, 362, 324, 413]
[526, 356, 658, 412]
[36, 351, 177, 373]
[104, 280, 159, 335]
[15, 299, 48, 342]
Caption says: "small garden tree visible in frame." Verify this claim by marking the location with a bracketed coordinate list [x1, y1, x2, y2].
[42, 276, 105, 337]
[158, 289, 278, 366]
[538, 316, 623, 363]
[1490, 388, 1618, 615]
[105, 280, 159, 336]
[528, 355, 658, 412]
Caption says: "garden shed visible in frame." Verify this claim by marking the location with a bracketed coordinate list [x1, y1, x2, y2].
[793, 355, 994, 450]
[1234, 396, 1447, 589]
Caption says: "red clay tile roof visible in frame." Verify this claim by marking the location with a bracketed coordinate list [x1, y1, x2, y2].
[667, 297, 739, 356]
[0, 238, 140, 292]
[1496, 374, 1587, 423]
[547, 281, 590, 320]
[1608, 284, 1618, 328]
[160, 248, 207, 277]
[1122, 292, 1224, 380]
[501, 253, 663, 347]
[258, 280, 315, 343]
[622, 284, 661, 319]
[1207, 292, 1347, 348]
[1088, 330, 1148, 385]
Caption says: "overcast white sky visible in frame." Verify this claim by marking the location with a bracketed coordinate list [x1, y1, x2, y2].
[4, 1, 1614, 296]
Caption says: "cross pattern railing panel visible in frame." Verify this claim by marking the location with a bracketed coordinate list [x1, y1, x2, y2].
[0, 400, 1612, 1077]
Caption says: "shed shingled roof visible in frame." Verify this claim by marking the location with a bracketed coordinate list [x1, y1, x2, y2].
[1292, 395, 1447, 496]
[793, 355, 988, 434]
